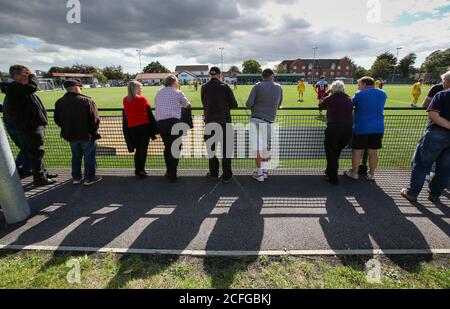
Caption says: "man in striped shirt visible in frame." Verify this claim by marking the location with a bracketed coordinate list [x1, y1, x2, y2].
[155, 75, 191, 182]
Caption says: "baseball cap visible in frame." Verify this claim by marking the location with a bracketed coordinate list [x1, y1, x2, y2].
[209, 67, 221, 75]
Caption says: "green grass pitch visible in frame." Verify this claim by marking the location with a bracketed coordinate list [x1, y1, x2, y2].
[0, 84, 432, 111]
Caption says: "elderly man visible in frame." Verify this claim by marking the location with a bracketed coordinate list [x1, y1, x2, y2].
[0, 65, 57, 186]
[319, 80, 353, 184]
[55, 79, 102, 186]
[401, 71, 450, 203]
[246, 69, 283, 182]
[155, 75, 191, 183]
[345, 76, 387, 182]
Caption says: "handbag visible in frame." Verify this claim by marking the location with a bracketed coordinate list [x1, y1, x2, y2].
[181, 107, 194, 129]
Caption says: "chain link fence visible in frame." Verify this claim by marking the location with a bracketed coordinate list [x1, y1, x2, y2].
[2, 108, 428, 172]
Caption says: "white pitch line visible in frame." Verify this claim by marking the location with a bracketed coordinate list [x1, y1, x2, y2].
[0, 244, 449, 256]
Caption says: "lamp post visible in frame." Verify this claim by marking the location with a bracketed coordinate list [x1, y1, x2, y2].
[219, 47, 224, 75]
[391, 47, 403, 84]
[312, 47, 318, 83]
[136, 49, 142, 73]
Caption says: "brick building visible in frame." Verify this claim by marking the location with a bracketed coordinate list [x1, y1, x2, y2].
[279, 58, 355, 81]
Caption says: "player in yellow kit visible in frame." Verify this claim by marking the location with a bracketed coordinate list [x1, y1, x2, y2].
[411, 78, 424, 108]
[297, 79, 305, 102]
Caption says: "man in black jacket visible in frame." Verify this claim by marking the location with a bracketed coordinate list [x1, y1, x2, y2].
[55, 79, 102, 186]
[201, 67, 238, 183]
[0, 65, 57, 186]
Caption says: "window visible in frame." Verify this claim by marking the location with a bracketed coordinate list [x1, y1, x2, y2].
[331, 63, 336, 70]
[337, 66, 341, 70]
[308, 63, 313, 70]
[346, 66, 350, 70]
[316, 72, 319, 76]
[302, 66, 306, 70]
[293, 66, 297, 70]
[331, 72, 335, 76]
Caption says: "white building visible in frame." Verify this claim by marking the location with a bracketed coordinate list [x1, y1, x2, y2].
[175, 65, 209, 83]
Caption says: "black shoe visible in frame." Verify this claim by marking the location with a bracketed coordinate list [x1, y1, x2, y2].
[135, 171, 147, 180]
[207, 172, 219, 181]
[222, 177, 233, 184]
[33, 178, 57, 187]
[140, 170, 148, 175]
[84, 176, 103, 186]
[19, 171, 33, 179]
[46, 173, 59, 179]
[428, 194, 441, 203]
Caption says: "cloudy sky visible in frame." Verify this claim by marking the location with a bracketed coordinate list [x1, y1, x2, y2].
[0, 0, 449, 73]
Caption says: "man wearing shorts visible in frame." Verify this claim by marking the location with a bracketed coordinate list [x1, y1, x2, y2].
[345, 76, 387, 181]
[246, 69, 283, 182]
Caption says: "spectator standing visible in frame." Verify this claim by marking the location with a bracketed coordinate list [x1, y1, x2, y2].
[54, 79, 102, 186]
[0, 65, 57, 186]
[246, 69, 283, 182]
[319, 81, 354, 184]
[401, 71, 450, 203]
[201, 67, 238, 183]
[345, 77, 387, 182]
[154, 75, 191, 183]
[123, 80, 158, 179]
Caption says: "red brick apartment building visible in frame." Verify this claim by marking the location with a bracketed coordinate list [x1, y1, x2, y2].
[279, 58, 355, 81]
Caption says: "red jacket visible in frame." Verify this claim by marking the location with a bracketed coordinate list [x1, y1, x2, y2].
[123, 95, 152, 128]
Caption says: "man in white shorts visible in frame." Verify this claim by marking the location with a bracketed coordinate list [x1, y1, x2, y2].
[246, 69, 283, 182]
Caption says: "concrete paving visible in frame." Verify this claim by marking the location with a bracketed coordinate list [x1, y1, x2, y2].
[0, 169, 449, 256]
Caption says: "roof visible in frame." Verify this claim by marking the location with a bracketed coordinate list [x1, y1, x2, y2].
[237, 73, 305, 77]
[176, 71, 197, 78]
[282, 58, 354, 70]
[175, 65, 209, 72]
[50, 73, 94, 78]
[135, 73, 172, 80]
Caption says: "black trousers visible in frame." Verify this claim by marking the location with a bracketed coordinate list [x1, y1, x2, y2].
[129, 125, 151, 173]
[158, 119, 182, 180]
[205, 123, 233, 180]
[20, 125, 46, 181]
[324, 124, 353, 182]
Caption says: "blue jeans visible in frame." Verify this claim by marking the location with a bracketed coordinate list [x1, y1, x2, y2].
[70, 140, 97, 181]
[6, 126, 32, 174]
[408, 129, 450, 197]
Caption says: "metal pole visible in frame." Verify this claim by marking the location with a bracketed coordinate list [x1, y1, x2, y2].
[312, 47, 318, 83]
[136, 49, 142, 72]
[0, 119, 30, 224]
[391, 47, 402, 84]
[219, 47, 224, 75]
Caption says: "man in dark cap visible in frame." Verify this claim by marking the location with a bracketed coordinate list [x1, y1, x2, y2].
[54, 79, 102, 186]
[201, 66, 238, 183]
[0, 65, 57, 186]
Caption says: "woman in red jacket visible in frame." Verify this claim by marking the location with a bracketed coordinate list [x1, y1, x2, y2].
[123, 81, 152, 179]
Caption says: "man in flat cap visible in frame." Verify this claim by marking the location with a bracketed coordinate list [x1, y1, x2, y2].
[54, 79, 102, 186]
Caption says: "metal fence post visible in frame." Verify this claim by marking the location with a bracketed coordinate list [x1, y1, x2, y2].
[0, 119, 30, 224]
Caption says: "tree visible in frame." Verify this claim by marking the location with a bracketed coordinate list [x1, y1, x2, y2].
[228, 65, 241, 74]
[370, 59, 392, 79]
[94, 72, 107, 84]
[397, 53, 417, 78]
[275, 63, 288, 74]
[420, 49, 450, 79]
[354, 65, 370, 79]
[143, 61, 170, 73]
[102, 65, 125, 80]
[370, 52, 397, 79]
[71, 64, 98, 74]
[0, 71, 4, 81]
[242, 59, 262, 74]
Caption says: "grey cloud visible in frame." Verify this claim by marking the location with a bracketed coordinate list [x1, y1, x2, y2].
[0, 0, 267, 49]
